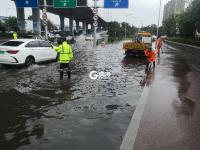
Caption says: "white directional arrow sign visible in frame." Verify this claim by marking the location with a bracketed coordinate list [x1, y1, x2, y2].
[115, 2, 119, 7]
[25, 0, 29, 5]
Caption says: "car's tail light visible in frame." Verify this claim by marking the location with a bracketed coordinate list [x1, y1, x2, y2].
[7, 50, 19, 54]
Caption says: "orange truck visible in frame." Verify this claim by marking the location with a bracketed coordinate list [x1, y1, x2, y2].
[123, 31, 152, 56]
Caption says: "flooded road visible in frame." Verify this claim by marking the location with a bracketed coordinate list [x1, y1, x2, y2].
[0, 41, 146, 150]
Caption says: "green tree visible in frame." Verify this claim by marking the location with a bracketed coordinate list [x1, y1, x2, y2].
[141, 24, 157, 35]
[158, 26, 165, 35]
[4, 17, 18, 31]
[162, 15, 176, 36]
[28, 15, 57, 31]
[175, 0, 200, 38]
[107, 21, 122, 41]
[190, 0, 200, 32]
[107, 21, 137, 42]
[41, 19, 58, 31]
[0, 21, 5, 32]
[177, 13, 195, 38]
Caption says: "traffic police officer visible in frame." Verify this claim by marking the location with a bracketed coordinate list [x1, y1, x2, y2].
[54, 38, 74, 80]
[13, 31, 18, 40]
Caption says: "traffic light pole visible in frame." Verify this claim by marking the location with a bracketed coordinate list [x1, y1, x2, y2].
[157, 0, 162, 37]
[44, 0, 48, 40]
[93, 0, 97, 47]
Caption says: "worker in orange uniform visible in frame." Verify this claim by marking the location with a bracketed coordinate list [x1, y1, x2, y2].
[144, 46, 156, 71]
[156, 36, 163, 56]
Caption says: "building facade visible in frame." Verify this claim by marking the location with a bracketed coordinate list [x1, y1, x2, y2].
[163, 0, 191, 21]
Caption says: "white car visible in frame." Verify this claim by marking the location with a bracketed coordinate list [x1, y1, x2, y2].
[0, 39, 57, 67]
[85, 34, 93, 41]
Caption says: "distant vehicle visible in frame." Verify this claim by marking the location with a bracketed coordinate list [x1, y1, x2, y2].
[0, 39, 57, 67]
[161, 35, 167, 39]
[195, 30, 200, 38]
[85, 34, 93, 41]
[48, 32, 54, 38]
[152, 35, 157, 41]
[55, 33, 61, 38]
[66, 36, 76, 44]
[123, 31, 152, 56]
[85, 31, 108, 44]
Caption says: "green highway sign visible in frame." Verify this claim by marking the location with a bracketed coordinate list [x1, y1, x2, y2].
[53, 0, 77, 8]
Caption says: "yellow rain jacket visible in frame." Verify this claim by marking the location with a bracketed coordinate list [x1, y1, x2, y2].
[54, 41, 74, 63]
[13, 32, 18, 40]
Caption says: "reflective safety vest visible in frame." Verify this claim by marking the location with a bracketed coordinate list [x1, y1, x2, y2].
[156, 38, 163, 48]
[13, 32, 17, 40]
[54, 41, 74, 63]
[144, 49, 156, 62]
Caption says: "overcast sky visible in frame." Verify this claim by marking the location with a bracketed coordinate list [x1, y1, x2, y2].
[0, 0, 170, 27]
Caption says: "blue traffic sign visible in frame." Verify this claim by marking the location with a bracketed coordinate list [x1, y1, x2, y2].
[104, 0, 129, 8]
[16, 0, 38, 8]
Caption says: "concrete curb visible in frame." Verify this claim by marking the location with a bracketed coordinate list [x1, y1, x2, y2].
[120, 86, 151, 150]
[166, 40, 200, 50]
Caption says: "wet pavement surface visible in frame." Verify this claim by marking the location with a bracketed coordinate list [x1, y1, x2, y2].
[0, 40, 147, 150]
[133, 43, 200, 150]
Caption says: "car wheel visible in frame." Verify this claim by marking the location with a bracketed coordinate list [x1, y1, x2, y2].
[25, 56, 35, 68]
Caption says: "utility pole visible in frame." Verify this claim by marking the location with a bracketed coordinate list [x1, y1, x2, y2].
[125, 15, 128, 40]
[125, 14, 134, 40]
[6, 8, 11, 33]
[93, 0, 98, 47]
[43, 0, 48, 40]
[125, 23, 127, 40]
[157, 0, 162, 37]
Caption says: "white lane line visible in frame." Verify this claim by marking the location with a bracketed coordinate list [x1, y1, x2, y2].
[166, 40, 200, 50]
[120, 86, 150, 150]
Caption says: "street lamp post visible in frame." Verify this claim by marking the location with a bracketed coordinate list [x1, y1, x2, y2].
[6, 8, 11, 32]
[125, 22, 127, 40]
[125, 14, 133, 40]
[157, 0, 162, 37]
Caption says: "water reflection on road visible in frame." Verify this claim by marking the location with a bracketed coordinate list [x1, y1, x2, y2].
[0, 41, 146, 150]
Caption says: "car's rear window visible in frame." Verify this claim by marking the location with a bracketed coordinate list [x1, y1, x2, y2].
[1, 41, 24, 46]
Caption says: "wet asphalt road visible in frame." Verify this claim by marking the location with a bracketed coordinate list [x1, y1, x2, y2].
[0, 40, 147, 150]
[133, 42, 200, 150]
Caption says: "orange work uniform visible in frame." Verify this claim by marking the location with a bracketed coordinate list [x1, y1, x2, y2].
[156, 38, 163, 54]
[144, 49, 156, 63]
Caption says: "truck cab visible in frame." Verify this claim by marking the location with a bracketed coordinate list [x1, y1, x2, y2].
[123, 31, 152, 56]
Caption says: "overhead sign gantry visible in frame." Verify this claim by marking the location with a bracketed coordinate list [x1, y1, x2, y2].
[16, 0, 38, 8]
[53, 0, 77, 8]
[104, 0, 129, 8]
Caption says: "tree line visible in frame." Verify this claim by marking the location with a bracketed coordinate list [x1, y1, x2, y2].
[0, 17, 18, 32]
[162, 0, 200, 38]
[0, 16, 57, 33]
[107, 21, 162, 42]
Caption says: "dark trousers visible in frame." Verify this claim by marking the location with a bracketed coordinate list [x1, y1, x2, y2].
[146, 61, 155, 72]
[60, 63, 70, 80]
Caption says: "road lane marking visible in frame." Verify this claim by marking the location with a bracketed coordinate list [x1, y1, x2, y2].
[120, 86, 150, 150]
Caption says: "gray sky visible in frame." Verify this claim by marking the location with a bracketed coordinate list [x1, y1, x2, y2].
[0, 0, 170, 27]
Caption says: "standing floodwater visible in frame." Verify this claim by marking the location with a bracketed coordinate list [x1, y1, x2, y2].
[0, 41, 146, 150]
